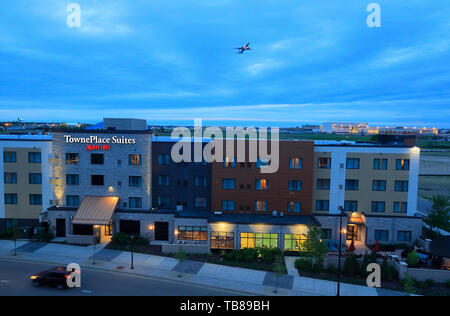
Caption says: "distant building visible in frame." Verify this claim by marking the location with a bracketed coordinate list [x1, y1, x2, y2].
[323, 122, 370, 135]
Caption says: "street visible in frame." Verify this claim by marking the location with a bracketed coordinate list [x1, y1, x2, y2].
[0, 259, 249, 296]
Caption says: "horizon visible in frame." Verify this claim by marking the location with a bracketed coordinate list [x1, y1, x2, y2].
[0, 1, 449, 127]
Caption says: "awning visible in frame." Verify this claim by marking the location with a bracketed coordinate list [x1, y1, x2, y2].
[72, 196, 119, 225]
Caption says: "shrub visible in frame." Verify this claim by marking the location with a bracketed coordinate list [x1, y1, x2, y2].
[295, 257, 313, 273]
[241, 248, 257, 262]
[425, 279, 435, 287]
[445, 280, 450, 289]
[259, 247, 282, 263]
[402, 273, 416, 295]
[112, 232, 131, 245]
[407, 250, 419, 267]
[327, 265, 337, 274]
[343, 254, 360, 276]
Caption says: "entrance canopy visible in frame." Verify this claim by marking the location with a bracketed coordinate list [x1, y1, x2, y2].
[72, 196, 119, 225]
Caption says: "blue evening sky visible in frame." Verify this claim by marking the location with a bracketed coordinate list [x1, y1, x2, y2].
[0, 0, 449, 127]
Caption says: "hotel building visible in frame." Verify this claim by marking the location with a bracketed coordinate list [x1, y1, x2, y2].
[0, 134, 52, 231]
[39, 118, 422, 252]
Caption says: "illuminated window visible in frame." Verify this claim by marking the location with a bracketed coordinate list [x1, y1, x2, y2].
[318, 157, 331, 169]
[240, 233, 278, 249]
[178, 226, 207, 241]
[289, 158, 303, 169]
[211, 232, 234, 250]
[284, 234, 306, 251]
[396, 159, 410, 170]
[394, 202, 407, 213]
[287, 201, 301, 213]
[66, 153, 79, 164]
[129, 154, 142, 166]
[255, 179, 268, 191]
[223, 156, 235, 168]
[255, 200, 268, 212]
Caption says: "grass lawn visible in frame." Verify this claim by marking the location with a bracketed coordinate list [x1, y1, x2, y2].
[106, 242, 283, 273]
[419, 176, 450, 198]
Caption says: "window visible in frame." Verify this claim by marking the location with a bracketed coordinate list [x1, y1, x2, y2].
[91, 154, 104, 165]
[373, 158, 387, 170]
[395, 181, 409, 192]
[240, 233, 278, 249]
[4, 193, 17, 204]
[211, 232, 234, 250]
[345, 179, 359, 191]
[284, 234, 306, 252]
[223, 157, 235, 168]
[129, 154, 142, 166]
[394, 202, 408, 213]
[67, 174, 80, 185]
[158, 175, 170, 186]
[194, 197, 207, 208]
[222, 178, 236, 190]
[317, 179, 330, 190]
[375, 230, 389, 241]
[66, 153, 79, 164]
[66, 195, 80, 207]
[344, 200, 358, 212]
[157, 154, 170, 165]
[129, 176, 142, 187]
[4, 173, 17, 184]
[346, 158, 360, 169]
[29, 173, 42, 184]
[372, 180, 386, 191]
[194, 176, 207, 187]
[29, 194, 42, 205]
[255, 200, 268, 212]
[288, 201, 302, 213]
[255, 179, 268, 191]
[318, 157, 331, 169]
[91, 175, 104, 186]
[3, 151, 16, 163]
[397, 231, 412, 242]
[289, 158, 303, 169]
[222, 200, 235, 211]
[178, 226, 208, 241]
[321, 228, 332, 240]
[371, 201, 385, 213]
[288, 180, 302, 191]
[396, 159, 410, 170]
[156, 195, 170, 208]
[28, 152, 41, 163]
[316, 200, 329, 211]
[129, 197, 142, 209]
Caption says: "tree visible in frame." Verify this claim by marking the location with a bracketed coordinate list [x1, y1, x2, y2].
[299, 225, 328, 270]
[424, 195, 450, 233]
[407, 250, 419, 267]
[273, 256, 286, 293]
[175, 246, 187, 263]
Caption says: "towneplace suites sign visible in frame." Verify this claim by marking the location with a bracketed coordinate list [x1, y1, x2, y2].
[64, 135, 137, 151]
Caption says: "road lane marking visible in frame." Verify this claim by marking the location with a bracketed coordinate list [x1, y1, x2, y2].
[1, 280, 10, 283]
[81, 290, 92, 294]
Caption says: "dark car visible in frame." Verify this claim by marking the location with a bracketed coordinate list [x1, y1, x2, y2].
[30, 266, 71, 290]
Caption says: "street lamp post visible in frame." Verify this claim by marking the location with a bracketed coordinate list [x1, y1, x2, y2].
[337, 206, 344, 296]
[130, 235, 135, 270]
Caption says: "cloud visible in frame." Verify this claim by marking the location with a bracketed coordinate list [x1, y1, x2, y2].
[247, 59, 284, 76]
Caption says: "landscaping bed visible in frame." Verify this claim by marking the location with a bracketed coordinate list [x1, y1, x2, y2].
[106, 233, 286, 273]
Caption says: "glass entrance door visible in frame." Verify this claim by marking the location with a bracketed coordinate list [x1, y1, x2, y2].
[346, 225, 358, 241]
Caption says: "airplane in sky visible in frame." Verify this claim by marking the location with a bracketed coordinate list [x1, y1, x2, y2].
[235, 42, 252, 54]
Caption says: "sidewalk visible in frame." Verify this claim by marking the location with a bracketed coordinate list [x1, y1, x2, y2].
[0, 240, 397, 296]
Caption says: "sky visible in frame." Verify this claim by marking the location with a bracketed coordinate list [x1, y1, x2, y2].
[0, 0, 449, 127]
